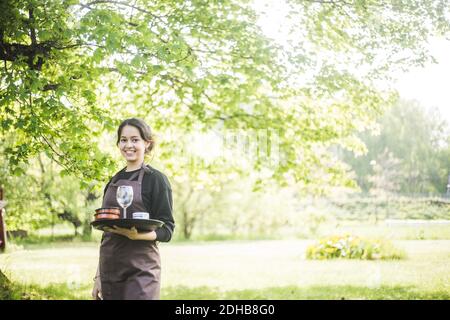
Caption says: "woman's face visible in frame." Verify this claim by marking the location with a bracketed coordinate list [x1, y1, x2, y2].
[118, 125, 150, 164]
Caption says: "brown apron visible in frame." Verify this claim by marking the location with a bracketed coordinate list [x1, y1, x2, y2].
[99, 163, 161, 300]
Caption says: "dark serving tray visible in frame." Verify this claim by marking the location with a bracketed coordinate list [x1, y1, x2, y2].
[91, 218, 164, 232]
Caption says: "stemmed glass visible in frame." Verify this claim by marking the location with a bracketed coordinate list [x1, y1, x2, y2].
[116, 186, 133, 219]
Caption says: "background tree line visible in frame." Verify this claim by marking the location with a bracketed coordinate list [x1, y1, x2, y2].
[0, 0, 449, 243]
[342, 99, 450, 196]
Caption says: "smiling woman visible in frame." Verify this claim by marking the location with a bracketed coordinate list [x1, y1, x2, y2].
[92, 118, 175, 300]
[117, 119, 154, 170]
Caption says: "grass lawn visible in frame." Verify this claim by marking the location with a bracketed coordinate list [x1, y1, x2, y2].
[0, 239, 449, 299]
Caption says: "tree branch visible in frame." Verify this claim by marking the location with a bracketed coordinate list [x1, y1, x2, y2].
[0, 42, 54, 68]
[81, 0, 165, 20]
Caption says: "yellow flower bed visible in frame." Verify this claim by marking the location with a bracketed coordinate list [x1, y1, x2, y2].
[306, 234, 406, 260]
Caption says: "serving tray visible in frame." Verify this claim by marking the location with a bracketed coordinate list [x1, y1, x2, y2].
[91, 218, 164, 232]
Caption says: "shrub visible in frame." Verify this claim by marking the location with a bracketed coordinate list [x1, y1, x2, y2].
[306, 234, 406, 260]
[330, 196, 450, 221]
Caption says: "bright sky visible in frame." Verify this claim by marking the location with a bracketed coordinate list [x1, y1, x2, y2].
[254, 0, 450, 123]
[395, 38, 450, 123]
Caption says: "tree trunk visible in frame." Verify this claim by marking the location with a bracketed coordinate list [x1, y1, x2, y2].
[182, 210, 191, 240]
[82, 186, 97, 239]
[82, 219, 92, 238]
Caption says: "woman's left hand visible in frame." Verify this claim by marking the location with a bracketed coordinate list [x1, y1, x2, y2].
[105, 226, 157, 241]
[105, 226, 139, 240]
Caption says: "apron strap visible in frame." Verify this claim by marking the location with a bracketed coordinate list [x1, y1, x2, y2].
[111, 164, 144, 185]
[111, 167, 127, 184]
[128, 169, 140, 181]
[138, 163, 146, 185]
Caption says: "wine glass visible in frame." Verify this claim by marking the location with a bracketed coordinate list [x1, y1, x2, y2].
[116, 186, 133, 219]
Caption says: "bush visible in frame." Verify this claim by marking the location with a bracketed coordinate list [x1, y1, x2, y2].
[0, 270, 12, 299]
[306, 234, 406, 260]
[330, 196, 450, 221]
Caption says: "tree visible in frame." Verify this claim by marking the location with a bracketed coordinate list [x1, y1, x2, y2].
[343, 100, 450, 194]
[1, 0, 449, 287]
[1, 0, 448, 187]
[368, 148, 404, 195]
[0, 149, 103, 233]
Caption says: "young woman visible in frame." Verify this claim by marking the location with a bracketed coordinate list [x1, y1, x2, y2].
[92, 118, 175, 300]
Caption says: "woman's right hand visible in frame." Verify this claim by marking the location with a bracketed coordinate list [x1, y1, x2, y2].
[92, 277, 102, 300]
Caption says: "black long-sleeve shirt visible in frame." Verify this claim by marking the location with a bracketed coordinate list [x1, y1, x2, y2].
[104, 165, 175, 242]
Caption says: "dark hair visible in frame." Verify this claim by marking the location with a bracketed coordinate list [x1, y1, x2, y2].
[116, 118, 154, 154]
